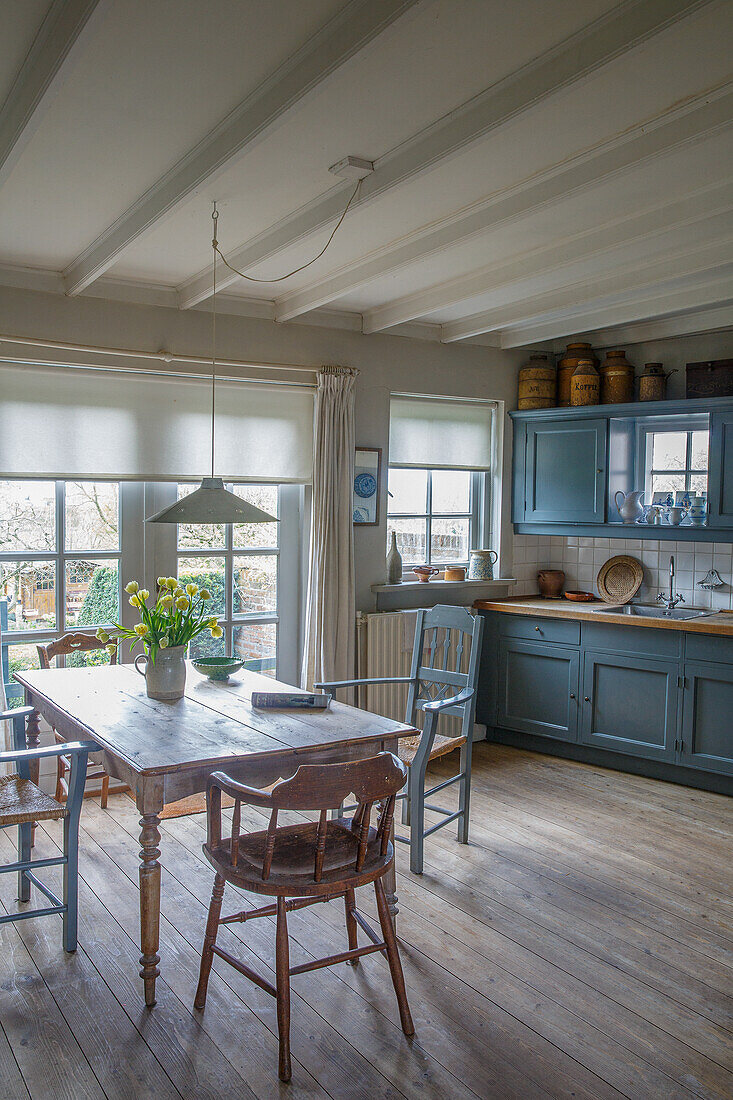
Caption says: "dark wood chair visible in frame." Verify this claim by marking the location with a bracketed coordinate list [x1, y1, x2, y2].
[317, 604, 485, 874]
[0, 706, 92, 951]
[194, 752, 414, 1082]
[37, 633, 128, 806]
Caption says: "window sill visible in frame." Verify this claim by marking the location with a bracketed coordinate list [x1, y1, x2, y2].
[371, 578, 516, 593]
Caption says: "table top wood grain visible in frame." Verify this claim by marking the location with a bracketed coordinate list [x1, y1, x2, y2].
[15, 664, 416, 777]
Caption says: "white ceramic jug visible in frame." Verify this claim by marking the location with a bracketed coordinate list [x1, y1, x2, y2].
[614, 490, 645, 524]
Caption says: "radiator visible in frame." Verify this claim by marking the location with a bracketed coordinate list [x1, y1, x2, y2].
[356, 610, 474, 737]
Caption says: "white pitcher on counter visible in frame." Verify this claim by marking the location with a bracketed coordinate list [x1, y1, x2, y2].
[614, 490, 645, 524]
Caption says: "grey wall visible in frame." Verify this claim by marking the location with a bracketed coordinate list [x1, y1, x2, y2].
[0, 285, 523, 611]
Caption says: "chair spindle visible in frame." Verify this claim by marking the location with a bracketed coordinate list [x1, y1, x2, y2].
[355, 801, 373, 871]
[313, 808, 328, 882]
[262, 808, 279, 880]
[230, 799, 241, 867]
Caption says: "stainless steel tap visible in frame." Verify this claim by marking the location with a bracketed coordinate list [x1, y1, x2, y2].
[657, 554, 685, 611]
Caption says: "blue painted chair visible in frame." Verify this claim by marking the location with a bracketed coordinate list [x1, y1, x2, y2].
[317, 605, 484, 874]
[0, 706, 92, 952]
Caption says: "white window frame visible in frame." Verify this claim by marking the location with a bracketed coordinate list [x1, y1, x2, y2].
[637, 414, 709, 501]
[2, 479, 304, 701]
[386, 467, 490, 571]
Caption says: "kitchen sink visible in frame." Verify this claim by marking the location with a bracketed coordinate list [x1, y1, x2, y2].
[592, 604, 711, 620]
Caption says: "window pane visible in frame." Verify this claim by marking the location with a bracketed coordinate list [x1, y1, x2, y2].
[0, 560, 55, 631]
[177, 556, 225, 617]
[431, 470, 471, 513]
[233, 555, 277, 614]
[0, 480, 55, 552]
[4, 642, 40, 706]
[651, 432, 687, 470]
[176, 483, 225, 549]
[233, 622, 277, 677]
[691, 430, 709, 470]
[430, 518, 470, 564]
[232, 484, 279, 548]
[66, 559, 119, 627]
[651, 473, 686, 496]
[690, 472, 708, 495]
[65, 482, 119, 551]
[387, 469, 427, 514]
[388, 519, 426, 564]
[66, 643, 115, 669]
[188, 630, 226, 660]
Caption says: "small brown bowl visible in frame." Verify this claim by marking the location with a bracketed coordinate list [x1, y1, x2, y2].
[413, 565, 439, 582]
[564, 590, 595, 602]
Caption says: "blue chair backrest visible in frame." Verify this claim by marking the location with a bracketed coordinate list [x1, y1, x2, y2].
[404, 605, 484, 740]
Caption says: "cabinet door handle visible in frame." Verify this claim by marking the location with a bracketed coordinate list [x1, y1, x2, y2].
[569, 692, 576, 699]
[534, 625, 541, 631]
[584, 696, 590, 702]
[674, 739, 678, 753]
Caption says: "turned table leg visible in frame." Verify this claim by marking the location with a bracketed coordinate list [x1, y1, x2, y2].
[24, 702, 42, 848]
[138, 812, 162, 1007]
[383, 736, 400, 924]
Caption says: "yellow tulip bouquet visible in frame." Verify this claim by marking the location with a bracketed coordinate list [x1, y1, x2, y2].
[97, 578, 222, 662]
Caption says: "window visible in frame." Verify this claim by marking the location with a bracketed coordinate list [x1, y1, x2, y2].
[0, 479, 124, 703]
[642, 421, 709, 503]
[387, 468, 483, 567]
[176, 483, 282, 676]
[387, 393, 497, 571]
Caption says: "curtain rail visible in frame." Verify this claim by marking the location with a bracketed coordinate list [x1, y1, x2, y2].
[0, 333, 318, 378]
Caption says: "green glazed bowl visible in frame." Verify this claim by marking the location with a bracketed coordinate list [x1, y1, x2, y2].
[192, 656, 245, 681]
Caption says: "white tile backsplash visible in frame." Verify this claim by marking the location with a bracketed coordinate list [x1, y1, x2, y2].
[513, 534, 733, 609]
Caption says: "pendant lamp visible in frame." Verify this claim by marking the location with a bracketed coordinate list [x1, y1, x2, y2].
[146, 204, 277, 526]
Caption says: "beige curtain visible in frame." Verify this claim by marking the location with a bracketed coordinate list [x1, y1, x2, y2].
[302, 366, 359, 689]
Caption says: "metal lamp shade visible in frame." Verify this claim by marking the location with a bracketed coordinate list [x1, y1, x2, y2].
[146, 477, 277, 524]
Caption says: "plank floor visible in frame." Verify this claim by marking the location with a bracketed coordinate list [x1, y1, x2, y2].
[0, 743, 731, 1099]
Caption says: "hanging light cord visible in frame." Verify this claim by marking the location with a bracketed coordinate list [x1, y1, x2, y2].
[213, 180, 361, 284]
[211, 203, 218, 478]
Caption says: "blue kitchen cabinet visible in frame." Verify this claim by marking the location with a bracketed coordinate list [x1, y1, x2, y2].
[707, 410, 733, 527]
[580, 650, 678, 761]
[522, 418, 607, 523]
[497, 637, 580, 741]
[680, 661, 733, 777]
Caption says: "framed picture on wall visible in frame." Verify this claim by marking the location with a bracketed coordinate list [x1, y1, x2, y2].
[353, 447, 381, 525]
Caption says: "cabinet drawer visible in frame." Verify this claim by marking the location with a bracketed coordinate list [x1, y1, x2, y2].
[499, 615, 580, 645]
[685, 633, 733, 665]
[581, 621, 681, 658]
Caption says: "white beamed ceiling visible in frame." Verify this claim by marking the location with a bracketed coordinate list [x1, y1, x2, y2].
[0, 0, 731, 350]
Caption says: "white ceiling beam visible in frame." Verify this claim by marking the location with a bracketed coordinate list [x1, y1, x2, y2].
[498, 278, 733, 348]
[551, 301, 733, 349]
[440, 237, 733, 342]
[360, 181, 733, 333]
[62, 0, 420, 297]
[0, 0, 107, 188]
[274, 82, 733, 323]
[180, 0, 713, 311]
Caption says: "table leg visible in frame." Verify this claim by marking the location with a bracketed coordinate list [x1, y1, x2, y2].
[383, 736, 399, 923]
[138, 812, 162, 1007]
[24, 704, 42, 785]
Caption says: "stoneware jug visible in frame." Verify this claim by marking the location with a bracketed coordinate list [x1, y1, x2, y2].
[614, 489, 645, 524]
[667, 506, 687, 526]
[468, 549, 498, 580]
[688, 496, 707, 526]
[135, 645, 187, 701]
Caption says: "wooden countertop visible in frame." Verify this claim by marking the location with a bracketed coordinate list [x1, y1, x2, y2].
[472, 595, 733, 636]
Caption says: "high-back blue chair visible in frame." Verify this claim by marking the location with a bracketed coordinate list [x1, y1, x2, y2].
[0, 706, 91, 952]
[317, 605, 484, 874]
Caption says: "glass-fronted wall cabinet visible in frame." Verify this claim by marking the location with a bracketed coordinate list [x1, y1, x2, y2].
[511, 396, 733, 541]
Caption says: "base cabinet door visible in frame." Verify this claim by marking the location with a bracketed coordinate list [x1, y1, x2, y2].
[680, 661, 733, 776]
[580, 650, 678, 761]
[497, 639, 579, 741]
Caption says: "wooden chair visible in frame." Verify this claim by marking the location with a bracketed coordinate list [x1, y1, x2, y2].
[317, 604, 484, 874]
[37, 633, 128, 806]
[0, 706, 91, 951]
[194, 752, 414, 1082]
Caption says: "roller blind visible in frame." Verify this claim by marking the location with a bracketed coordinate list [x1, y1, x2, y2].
[0, 363, 314, 482]
[389, 395, 495, 470]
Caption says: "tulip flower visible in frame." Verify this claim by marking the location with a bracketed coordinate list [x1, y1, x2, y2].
[106, 643, 117, 657]
[160, 594, 174, 608]
[124, 581, 139, 595]
[129, 594, 141, 607]
[210, 625, 223, 639]
[185, 583, 198, 597]
[175, 596, 190, 611]
[138, 589, 150, 602]
[134, 623, 150, 636]
[165, 577, 178, 590]
[159, 636, 169, 649]
[199, 588, 211, 601]
[96, 628, 109, 642]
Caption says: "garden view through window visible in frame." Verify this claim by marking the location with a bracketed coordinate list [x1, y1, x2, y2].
[386, 467, 481, 567]
[645, 429, 708, 499]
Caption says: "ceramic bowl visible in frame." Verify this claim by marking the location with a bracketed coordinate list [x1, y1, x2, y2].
[192, 656, 245, 681]
[413, 566, 439, 582]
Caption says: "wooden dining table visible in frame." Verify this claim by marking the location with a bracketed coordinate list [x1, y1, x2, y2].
[14, 663, 416, 1007]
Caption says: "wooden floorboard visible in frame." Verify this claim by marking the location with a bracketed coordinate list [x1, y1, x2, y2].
[0, 744, 730, 1099]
